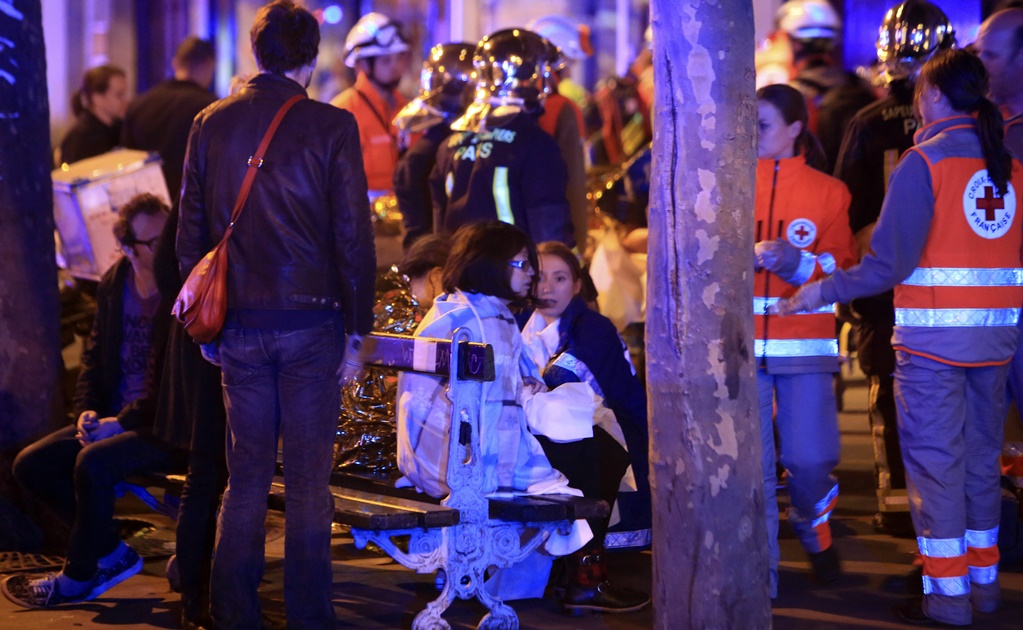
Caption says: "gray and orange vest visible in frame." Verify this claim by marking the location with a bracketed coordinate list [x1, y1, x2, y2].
[891, 116, 1023, 368]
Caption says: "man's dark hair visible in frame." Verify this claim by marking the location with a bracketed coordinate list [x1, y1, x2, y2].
[400, 234, 451, 280]
[442, 221, 537, 302]
[174, 36, 215, 72]
[250, 0, 320, 75]
[113, 193, 169, 247]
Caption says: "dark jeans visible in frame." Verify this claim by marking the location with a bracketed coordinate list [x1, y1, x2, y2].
[173, 330, 228, 623]
[210, 320, 343, 630]
[12, 426, 181, 581]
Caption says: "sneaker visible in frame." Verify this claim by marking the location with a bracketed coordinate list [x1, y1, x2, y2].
[1, 572, 91, 608]
[88, 544, 143, 600]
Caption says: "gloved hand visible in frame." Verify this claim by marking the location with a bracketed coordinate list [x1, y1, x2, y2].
[754, 240, 785, 272]
[769, 281, 826, 316]
[337, 333, 368, 386]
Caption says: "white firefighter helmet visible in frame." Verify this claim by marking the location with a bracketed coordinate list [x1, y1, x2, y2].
[776, 0, 841, 41]
[525, 15, 592, 61]
[344, 12, 410, 68]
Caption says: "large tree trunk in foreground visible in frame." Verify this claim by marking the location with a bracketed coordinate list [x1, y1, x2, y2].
[646, 1, 770, 627]
[0, 0, 60, 548]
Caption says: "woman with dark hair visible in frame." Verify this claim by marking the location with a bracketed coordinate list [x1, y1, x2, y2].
[397, 221, 567, 497]
[752, 82, 857, 598]
[775, 49, 1023, 626]
[59, 65, 129, 165]
[520, 241, 650, 613]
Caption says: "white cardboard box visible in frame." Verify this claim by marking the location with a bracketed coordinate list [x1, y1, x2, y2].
[52, 149, 170, 280]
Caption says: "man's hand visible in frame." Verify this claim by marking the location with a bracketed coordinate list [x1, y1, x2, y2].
[76, 411, 98, 446]
[337, 333, 368, 387]
[77, 413, 124, 446]
[769, 282, 826, 316]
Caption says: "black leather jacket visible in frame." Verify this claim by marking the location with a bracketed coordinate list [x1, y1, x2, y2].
[177, 73, 376, 335]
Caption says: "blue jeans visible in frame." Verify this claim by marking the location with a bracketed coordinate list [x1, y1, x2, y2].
[210, 320, 343, 630]
[12, 426, 182, 581]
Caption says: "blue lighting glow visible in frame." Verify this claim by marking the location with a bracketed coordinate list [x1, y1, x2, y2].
[324, 5, 343, 25]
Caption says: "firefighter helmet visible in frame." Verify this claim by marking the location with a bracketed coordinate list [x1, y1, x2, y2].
[473, 28, 553, 104]
[776, 0, 841, 41]
[344, 12, 410, 68]
[876, 0, 955, 83]
[525, 15, 593, 61]
[393, 43, 476, 134]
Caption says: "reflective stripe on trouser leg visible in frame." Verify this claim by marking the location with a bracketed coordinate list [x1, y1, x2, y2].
[894, 352, 973, 625]
[774, 371, 840, 554]
[966, 527, 999, 585]
[917, 536, 970, 596]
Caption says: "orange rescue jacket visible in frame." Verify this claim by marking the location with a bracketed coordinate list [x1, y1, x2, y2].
[331, 73, 408, 192]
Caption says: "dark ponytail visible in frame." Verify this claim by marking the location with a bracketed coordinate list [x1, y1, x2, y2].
[920, 49, 1012, 196]
[755, 83, 828, 173]
[71, 65, 126, 117]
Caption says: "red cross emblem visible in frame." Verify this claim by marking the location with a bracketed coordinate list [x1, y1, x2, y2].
[976, 186, 1004, 221]
[794, 225, 811, 240]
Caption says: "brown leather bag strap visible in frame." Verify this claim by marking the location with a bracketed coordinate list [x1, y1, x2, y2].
[222, 94, 305, 241]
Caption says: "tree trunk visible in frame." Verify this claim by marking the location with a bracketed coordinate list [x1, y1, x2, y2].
[646, 1, 770, 627]
[0, 0, 60, 544]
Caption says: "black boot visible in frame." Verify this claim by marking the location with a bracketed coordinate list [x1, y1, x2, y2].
[808, 546, 842, 584]
[561, 549, 650, 615]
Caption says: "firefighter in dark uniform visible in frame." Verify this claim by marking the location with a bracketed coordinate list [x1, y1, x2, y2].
[833, 0, 955, 536]
[392, 42, 476, 250]
[429, 28, 574, 248]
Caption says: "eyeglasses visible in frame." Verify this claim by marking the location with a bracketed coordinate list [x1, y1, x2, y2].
[132, 237, 160, 251]
[508, 259, 532, 272]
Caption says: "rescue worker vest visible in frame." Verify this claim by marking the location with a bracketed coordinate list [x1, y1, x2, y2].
[892, 119, 1023, 367]
[754, 156, 856, 369]
[538, 93, 585, 139]
[331, 73, 407, 192]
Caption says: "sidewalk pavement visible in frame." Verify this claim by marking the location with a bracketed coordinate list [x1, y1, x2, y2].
[0, 374, 1020, 629]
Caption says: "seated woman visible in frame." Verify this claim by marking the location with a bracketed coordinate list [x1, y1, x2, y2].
[521, 241, 651, 613]
[397, 223, 648, 614]
[396, 221, 571, 498]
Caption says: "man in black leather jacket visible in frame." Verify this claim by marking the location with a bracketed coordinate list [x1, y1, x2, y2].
[177, 2, 375, 627]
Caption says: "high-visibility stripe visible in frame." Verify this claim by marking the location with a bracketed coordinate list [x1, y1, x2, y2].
[918, 536, 965, 558]
[493, 166, 514, 225]
[968, 565, 998, 585]
[754, 338, 839, 357]
[444, 172, 454, 197]
[815, 484, 839, 515]
[966, 527, 999, 549]
[902, 267, 1023, 287]
[967, 544, 999, 569]
[922, 555, 968, 579]
[753, 297, 835, 314]
[922, 575, 970, 597]
[895, 307, 1020, 327]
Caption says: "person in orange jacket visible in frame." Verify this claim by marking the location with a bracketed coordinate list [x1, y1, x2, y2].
[331, 12, 410, 196]
[753, 83, 857, 599]
[775, 49, 1023, 626]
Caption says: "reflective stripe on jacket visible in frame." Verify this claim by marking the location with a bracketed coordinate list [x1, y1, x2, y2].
[331, 73, 407, 192]
[892, 117, 1023, 367]
[754, 156, 856, 372]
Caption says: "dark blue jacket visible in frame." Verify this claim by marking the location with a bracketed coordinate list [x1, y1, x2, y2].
[519, 297, 649, 499]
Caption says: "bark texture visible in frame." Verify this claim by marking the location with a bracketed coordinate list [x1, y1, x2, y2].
[646, 1, 770, 627]
[0, 0, 60, 451]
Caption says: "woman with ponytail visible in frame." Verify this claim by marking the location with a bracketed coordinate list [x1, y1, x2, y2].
[775, 49, 1023, 626]
[58, 65, 128, 165]
[751, 82, 857, 598]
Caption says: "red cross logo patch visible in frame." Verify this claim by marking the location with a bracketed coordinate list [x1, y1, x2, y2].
[963, 169, 1016, 240]
[786, 219, 817, 248]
